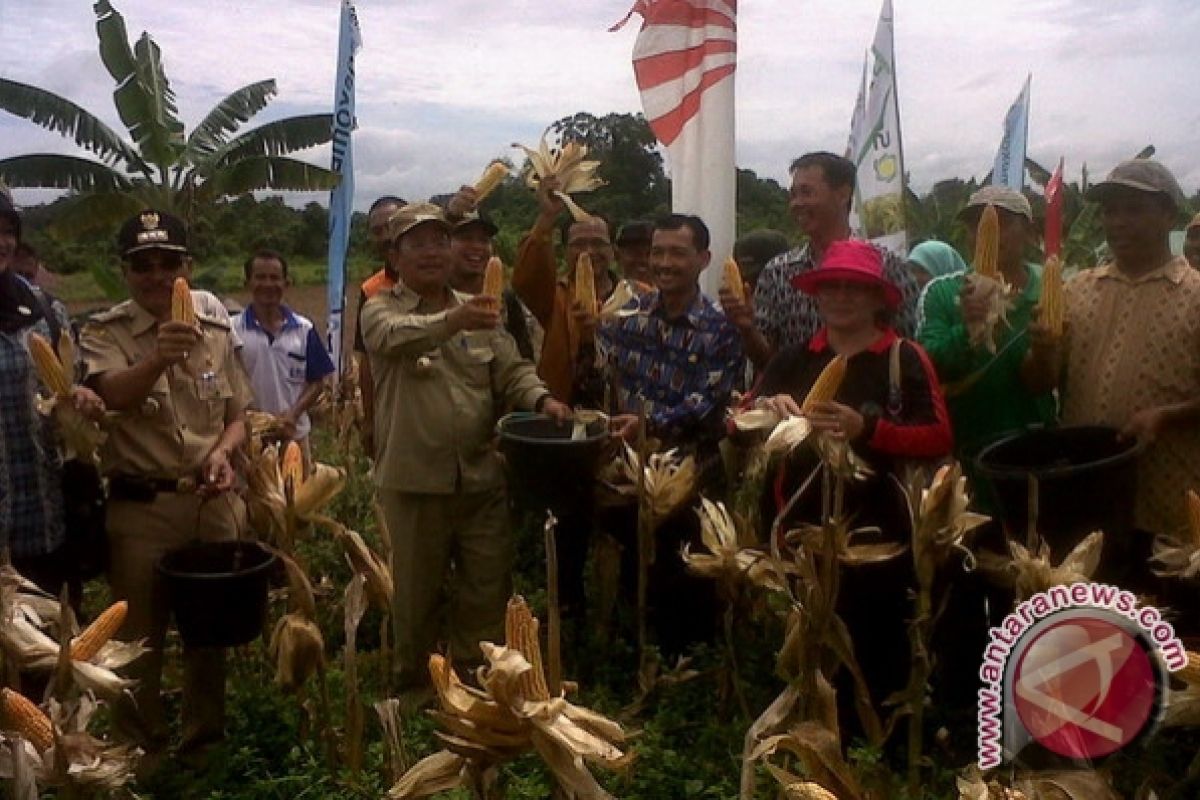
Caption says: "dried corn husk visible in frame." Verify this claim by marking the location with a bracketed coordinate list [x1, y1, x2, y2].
[269, 614, 325, 692]
[1004, 531, 1104, 601]
[0, 695, 138, 792]
[1151, 489, 1200, 578]
[388, 596, 628, 799]
[0, 576, 144, 702]
[1162, 650, 1200, 728]
[513, 129, 605, 223]
[764, 415, 814, 455]
[682, 497, 788, 591]
[246, 409, 287, 439]
[605, 444, 696, 523]
[903, 462, 990, 585]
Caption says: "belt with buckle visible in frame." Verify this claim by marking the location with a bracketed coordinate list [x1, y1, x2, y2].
[109, 474, 199, 502]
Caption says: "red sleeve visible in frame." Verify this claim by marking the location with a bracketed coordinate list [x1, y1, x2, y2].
[867, 341, 953, 458]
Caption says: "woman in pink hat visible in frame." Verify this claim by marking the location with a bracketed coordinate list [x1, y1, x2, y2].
[741, 239, 952, 725]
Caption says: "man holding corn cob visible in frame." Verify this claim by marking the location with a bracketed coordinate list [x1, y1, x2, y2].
[1029, 160, 1200, 540]
[916, 187, 1056, 492]
[720, 152, 920, 371]
[80, 209, 253, 770]
[360, 202, 570, 696]
[0, 195, 104, 603]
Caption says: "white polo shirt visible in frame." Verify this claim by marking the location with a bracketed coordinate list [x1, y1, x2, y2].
[232, 305, 334, 440]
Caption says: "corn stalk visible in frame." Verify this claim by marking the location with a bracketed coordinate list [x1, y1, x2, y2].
[543, 511, 562, 697]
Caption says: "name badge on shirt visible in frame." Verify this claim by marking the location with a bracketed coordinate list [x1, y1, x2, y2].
[197, 370, 222, 400]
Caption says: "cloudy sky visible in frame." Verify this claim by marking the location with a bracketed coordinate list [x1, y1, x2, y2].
[1, 0, 1197, 211]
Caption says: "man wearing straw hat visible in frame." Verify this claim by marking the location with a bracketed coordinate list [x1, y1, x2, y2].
[81, 209, 253, 774]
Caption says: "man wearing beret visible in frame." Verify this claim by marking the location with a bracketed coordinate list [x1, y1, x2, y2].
[81, 209, 252, 770]
[360, 203, 570, 697]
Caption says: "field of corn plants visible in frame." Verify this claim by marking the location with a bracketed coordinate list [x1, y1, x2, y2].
[5, 375, 1200, 800]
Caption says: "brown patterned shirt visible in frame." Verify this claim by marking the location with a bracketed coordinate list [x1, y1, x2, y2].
[1061, 256, 1200, 536]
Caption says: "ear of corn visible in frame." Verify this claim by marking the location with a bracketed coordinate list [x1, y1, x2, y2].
[574, 252, 597, 313]
[801, 355, 847, 414]
[473, 161, 509, 202]
[482, 256, 505, 301]
[973, 205, 1000, 279]
[723, 257, 745, 302]
[171, 277, 196, 325]
[1, 688, 54, 752]
[505, 597, 550, 701]
[1040, 255, 1065, 336]
[70, 600, 128, 661]
[282, 441, 304, 496]
[28, 332, 71, 398]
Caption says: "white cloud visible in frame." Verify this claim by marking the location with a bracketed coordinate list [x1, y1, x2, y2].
[1, 0, 1196, 214]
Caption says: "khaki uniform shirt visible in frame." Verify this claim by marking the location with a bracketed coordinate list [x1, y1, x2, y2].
[80, 295, 253, 480]
[360, 284, 550, 494]
[1062, 256, 1200, 536]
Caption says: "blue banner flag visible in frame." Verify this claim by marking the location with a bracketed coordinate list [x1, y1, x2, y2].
[992, 74, 1031, 189]
[325, 0, 362, 379]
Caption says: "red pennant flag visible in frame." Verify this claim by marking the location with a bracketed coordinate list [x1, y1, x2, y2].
[1044, 157, 1065, 259]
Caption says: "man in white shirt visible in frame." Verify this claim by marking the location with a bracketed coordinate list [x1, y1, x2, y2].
[233, 249, 335, 459]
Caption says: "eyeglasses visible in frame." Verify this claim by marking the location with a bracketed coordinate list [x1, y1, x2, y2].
[128, 255, 186, 274]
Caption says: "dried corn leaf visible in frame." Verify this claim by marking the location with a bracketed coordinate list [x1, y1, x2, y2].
[386, 750, 467, 799]
[747, 722, 864, 800]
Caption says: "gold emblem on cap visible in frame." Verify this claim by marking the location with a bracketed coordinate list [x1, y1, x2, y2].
[140, 211, 160, 231]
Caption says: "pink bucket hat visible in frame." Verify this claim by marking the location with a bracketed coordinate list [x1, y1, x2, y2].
[792, 239, 902, 309]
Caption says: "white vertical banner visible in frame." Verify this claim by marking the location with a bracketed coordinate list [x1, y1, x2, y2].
[846, 50, 869, 234]
[325, 0, 362, 381]
[992, 74, 1032, 189]
[849, 0, 907, 255]
[613, 0, 737, 299]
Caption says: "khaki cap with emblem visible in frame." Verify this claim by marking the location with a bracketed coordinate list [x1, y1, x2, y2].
[118, 209, 189, 257]
[388, 202, 451, 243]
[1086, 159, 1186, 210]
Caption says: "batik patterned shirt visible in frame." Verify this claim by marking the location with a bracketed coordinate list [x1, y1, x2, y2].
[753, 241, 919, 352]
[597, 289, 743, 448]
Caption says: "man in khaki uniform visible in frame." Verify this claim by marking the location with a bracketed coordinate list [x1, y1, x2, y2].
[81, 210, 252, 767]
[360, 203, 570, 693]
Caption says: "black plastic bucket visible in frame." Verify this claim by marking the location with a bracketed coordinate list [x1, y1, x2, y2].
[156, 540, 277, 648]
[497, 413, 610, 515]
[976, 425, 1140, 576]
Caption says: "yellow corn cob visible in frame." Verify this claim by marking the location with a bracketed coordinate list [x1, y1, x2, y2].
[1, 688, 54, 752]
[28, 332, 71, 398]
[473, 161, 509, 202]
[785, 784, 839, 800]
[574, 252, 597, 313]
[505, 597, 549, 701]
[722, 256, 745, 302]
[1040, 255, 1065, 337]
[482, 256, 505, 301]
[282, 441, 304, 494]
[800, 355, 847, 414]
[973, 205, 1000, 279]
[171, 277, 196, 325]
[1188, 489, 1200, 544]
[71, 600, 128, 661]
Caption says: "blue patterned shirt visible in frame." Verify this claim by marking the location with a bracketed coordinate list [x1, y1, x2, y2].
[0, 289, 69, 559]
[597, 289, 744, 448]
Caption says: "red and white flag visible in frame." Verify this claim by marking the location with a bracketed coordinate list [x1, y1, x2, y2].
[613, 0, 737, 298]
[1044, 157, 1065, 259]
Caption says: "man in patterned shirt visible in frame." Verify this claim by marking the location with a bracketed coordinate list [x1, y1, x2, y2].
[597, 214, 743, 653]
[1027, 159, 1200, 541]
[720, 151, 919, 370]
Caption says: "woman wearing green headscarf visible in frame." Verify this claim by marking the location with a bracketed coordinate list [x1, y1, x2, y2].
[906, 240, 967, 289]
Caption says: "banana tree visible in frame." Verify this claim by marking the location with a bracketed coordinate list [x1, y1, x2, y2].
[0, 0, 338, 238]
